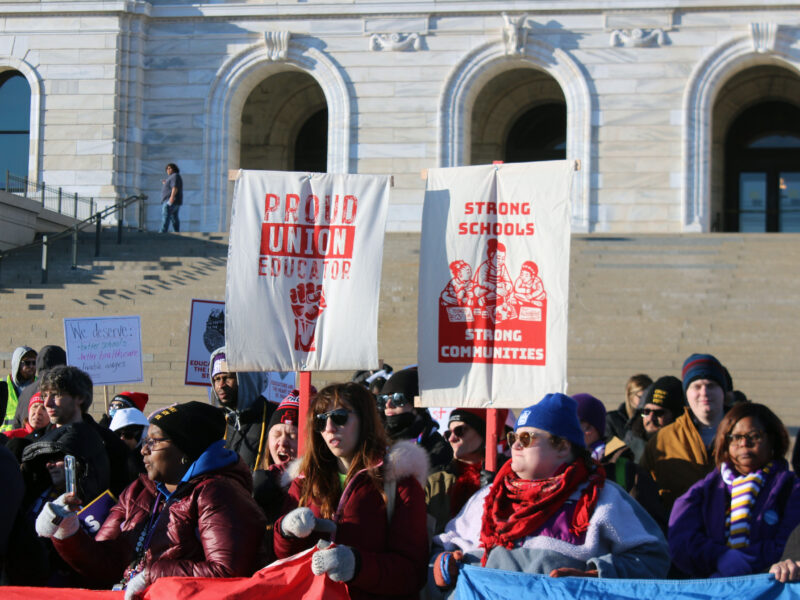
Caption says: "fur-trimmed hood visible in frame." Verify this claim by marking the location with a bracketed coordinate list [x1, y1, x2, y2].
[280, 439, 429, 489]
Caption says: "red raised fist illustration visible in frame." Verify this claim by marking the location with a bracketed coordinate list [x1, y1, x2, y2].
[290, 282, 326, 351]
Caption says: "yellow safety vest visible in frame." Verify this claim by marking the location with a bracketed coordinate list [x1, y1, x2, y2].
[1, 375, 19, 432]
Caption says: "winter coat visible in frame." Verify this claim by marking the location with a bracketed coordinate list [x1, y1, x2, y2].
[602, 437, 667, 530]
[434, 479, 670, 579]
[641, 408, 714, 513]
[426, 460, 488, 536]
[274, 440, 430, 600]
[605, 402, 631, 442]
[53, 441, 267, 588]
[668, 459, 800, 577]
[83, 412, 137, 496]
[21, 422, 111, 509]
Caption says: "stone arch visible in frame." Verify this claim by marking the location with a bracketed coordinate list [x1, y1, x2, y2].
[683, 28, 800, 231]
[0, 57, 43, 184]
[203, 37, 351, 231]
[438, 38, 593, 231]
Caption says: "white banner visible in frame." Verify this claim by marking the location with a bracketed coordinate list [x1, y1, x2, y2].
[226, 170, 389, 372]
[418, 161, 574, 408]
[185, 299, 226, 386]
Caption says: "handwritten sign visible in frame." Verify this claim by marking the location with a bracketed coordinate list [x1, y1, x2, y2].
[64, 316, 144, 385]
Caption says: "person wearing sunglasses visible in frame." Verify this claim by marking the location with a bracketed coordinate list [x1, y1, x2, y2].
[377, 367, 453, 472]
[431, 393, 669, 592]
[38, 400, 266, 599]
[668, 402, 800, 578]
[620, 376, 684, 463]
[426, 408, 508, 535]
[273, 382, 429, 600]
[1, 345, 37, 432]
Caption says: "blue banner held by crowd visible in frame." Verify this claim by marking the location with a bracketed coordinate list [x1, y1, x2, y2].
[455, 566, 800, 600]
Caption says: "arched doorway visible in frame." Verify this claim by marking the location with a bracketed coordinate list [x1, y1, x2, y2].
[470, 68, 566, 166]
[0, 70, 31, 187]
[724, 101, 800, 232]
[239, 71, 328, 172]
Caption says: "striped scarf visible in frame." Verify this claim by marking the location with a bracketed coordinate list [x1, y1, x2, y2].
[720, 461, 773, 548]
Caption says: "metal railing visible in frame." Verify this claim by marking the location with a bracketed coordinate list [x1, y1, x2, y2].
[0, 192, 147, 284]
[4, 171, 96, 220]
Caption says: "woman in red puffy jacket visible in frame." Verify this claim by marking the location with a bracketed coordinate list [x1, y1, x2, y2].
[36, 401, 266, 599]
[273, 382, 430, 600]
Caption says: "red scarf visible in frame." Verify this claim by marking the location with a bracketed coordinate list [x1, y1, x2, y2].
[478, 458, 605, 565]
[449, 461, 483, 519]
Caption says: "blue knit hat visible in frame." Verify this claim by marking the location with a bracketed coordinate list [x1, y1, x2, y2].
[681, 353, 726, 392]
[515, 393, 585, 448]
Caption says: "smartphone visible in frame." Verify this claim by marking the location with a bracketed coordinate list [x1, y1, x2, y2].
[64, 455, 77, 495]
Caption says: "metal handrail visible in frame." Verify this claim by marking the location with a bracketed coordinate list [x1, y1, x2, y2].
[0, 193, 147, 283]
[4, 171, 96, 219]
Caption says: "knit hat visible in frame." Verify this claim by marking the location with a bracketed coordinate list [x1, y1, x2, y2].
[573, 393, 606, 438]
[381, 367, 419, 402]
[149, 401, 226, 461]
[515, 393, 585, 448]
[640, 376, 685, 416]
[681, 353, 726, 392]
[210, 351, 229, 378]
[29, 391, 43, 409]
[449, 408, 487, 439]
[110, 407, 149, 432]
[268, 390, 300, 431]
[112, 391, 149, 412]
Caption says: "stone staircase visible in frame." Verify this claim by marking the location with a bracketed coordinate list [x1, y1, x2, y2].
[0, 230, 798, 432]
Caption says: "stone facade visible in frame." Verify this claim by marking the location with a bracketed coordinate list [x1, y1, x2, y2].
[0, 2, 797, 233]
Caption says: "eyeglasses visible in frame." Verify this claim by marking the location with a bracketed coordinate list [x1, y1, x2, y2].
[141, 436, 170, 451]
[641, 408, 667, 418]
[444, 425, 468, 441]
[21, 360, 37, 367]
[314, 408, 352, 432]
[727, 431, 765, 446]
[507, 430, 550, 449]
[376, 392, 411, 411]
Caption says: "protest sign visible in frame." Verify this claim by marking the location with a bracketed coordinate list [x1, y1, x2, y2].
[64, 316, 143, 385]
[185, 299, 226, 386]
[226, 170, 389, 372]
[418, 161, 574, 407]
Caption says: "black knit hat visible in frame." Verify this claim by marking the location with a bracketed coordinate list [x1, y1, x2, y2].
[448, 408, 487, 439]
[149, 401, 226, 461]
[640, 376, 686, 417]
[381, 367, 419, 402]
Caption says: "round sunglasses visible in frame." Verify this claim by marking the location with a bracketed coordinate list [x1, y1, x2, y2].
[506, 430, 551, 448]
[376, 392, 411, 411]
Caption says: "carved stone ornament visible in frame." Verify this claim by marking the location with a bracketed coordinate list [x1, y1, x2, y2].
[264, 31, 291, 61]
[369, 33, 422, 52]
[750, 22, 778, 54]
[502, 13, 528, 56]
[610, 28, 665, 48]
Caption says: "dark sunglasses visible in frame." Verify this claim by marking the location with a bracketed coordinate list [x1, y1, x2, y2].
[21, 359, 37, 367]
[444, 425, 468, 441]
[314, 408, 352, 432]
[117, 426, 142, 440]
[641, 408, 667, 418]
[506, 430, 549, 448]
[376, 392, 410, 411]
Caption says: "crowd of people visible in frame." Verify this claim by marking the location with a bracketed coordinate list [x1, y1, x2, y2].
[1, 344, 800, 598]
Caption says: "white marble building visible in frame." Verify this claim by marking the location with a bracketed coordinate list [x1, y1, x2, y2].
[0, 1, 798, 234]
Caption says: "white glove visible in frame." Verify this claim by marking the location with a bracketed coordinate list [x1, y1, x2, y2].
[312, 540, 356, 582]
[125, 569, 148, 600]
[35, 493, 80, 540]
[281, 507, 336, 538]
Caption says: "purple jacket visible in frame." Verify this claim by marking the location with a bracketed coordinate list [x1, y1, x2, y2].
[668, 459, 800, 577]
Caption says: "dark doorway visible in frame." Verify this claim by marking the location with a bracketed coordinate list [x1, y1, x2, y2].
[504, 103, 566, 163]
[724, 101, 800, 232]
[294, 109, 328, 173]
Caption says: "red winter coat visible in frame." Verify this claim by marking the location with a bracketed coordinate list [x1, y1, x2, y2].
[274, 440, 430, 600]
[54, 457, 266, 588]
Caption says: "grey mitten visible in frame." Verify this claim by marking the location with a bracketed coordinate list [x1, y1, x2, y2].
[124, 569, 148, 600]
[35, 493, 79, 540]
[312, 541, 356, 582]
[281, 507, 336, 538]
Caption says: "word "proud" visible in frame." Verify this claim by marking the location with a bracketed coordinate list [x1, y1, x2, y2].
[264, 193, 358, 225]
